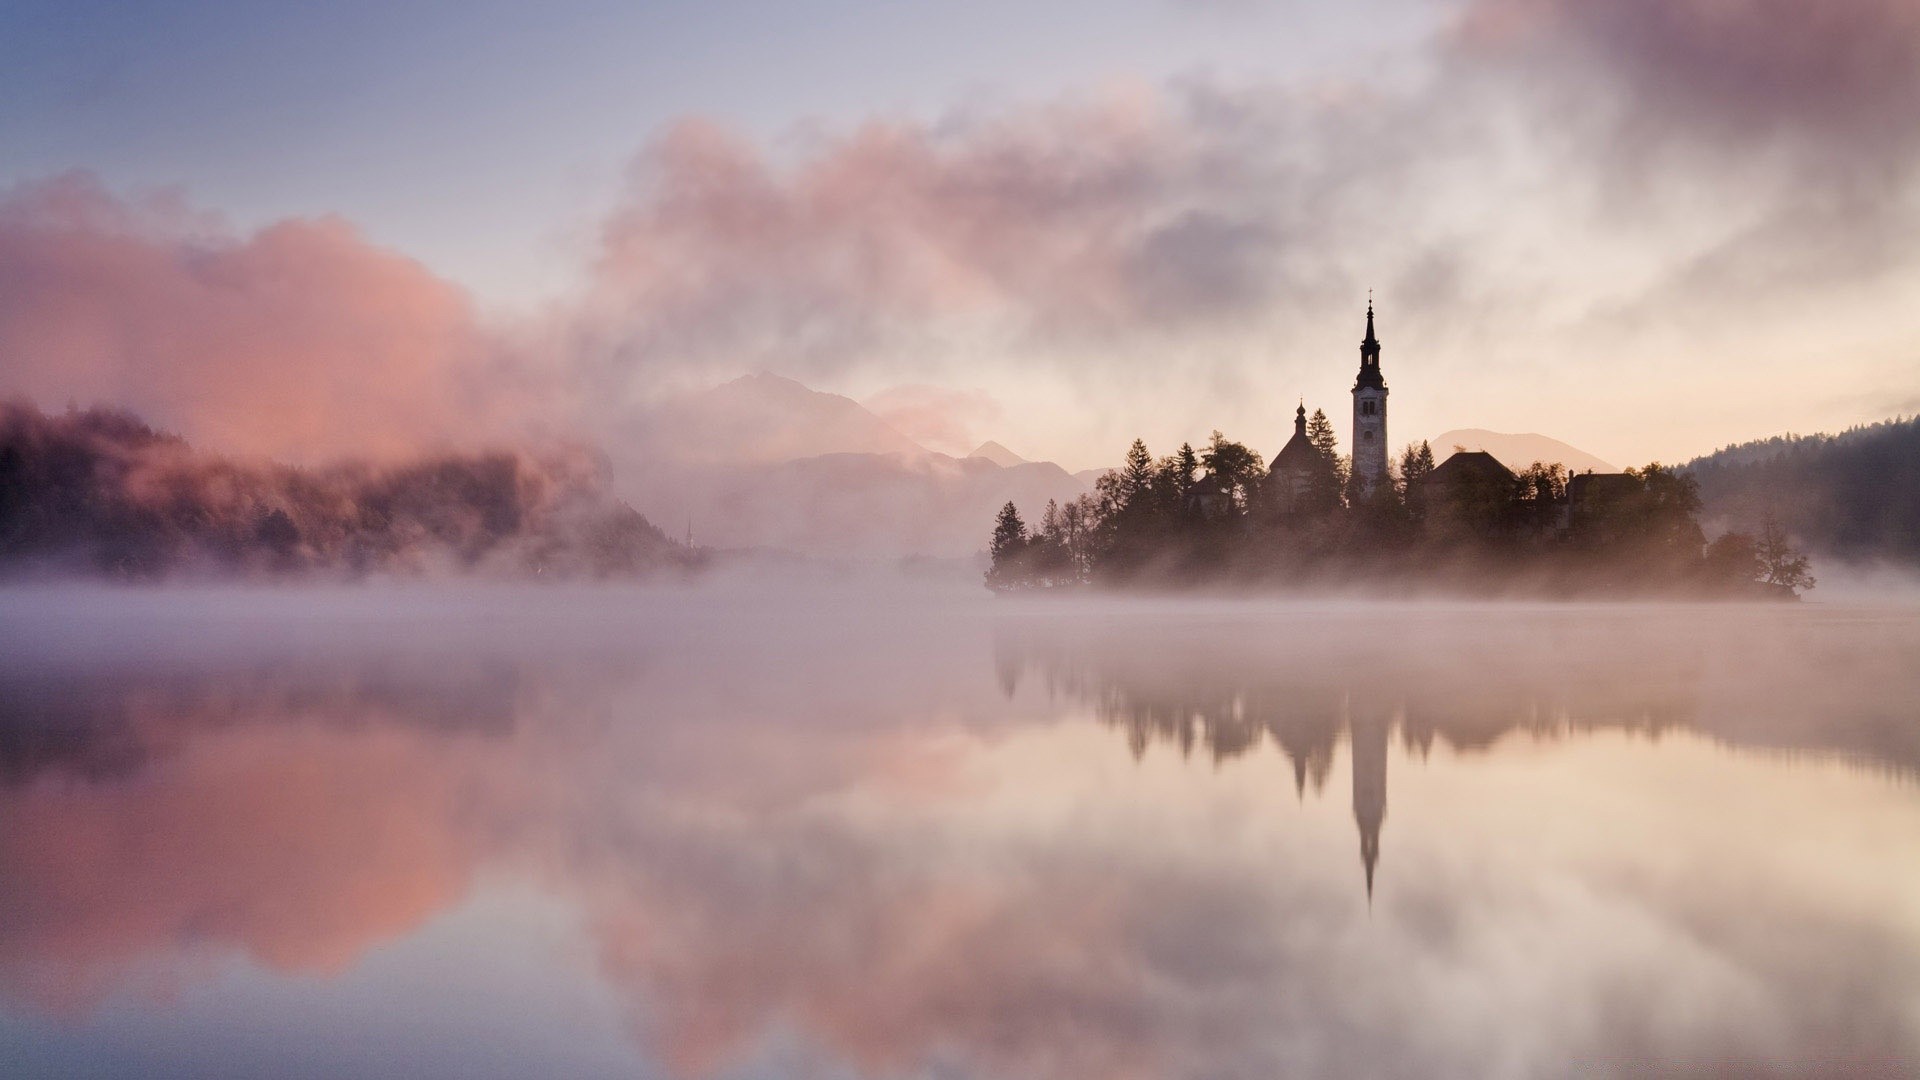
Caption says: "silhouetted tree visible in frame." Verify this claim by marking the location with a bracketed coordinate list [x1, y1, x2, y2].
[1703, 531, 1761, 587]
[1686, 415, 1920, 562]
[1119, 439, 1156, 511]
[1303, 409, 1346, 513]
[1199, 431, 1265, 518]
[986, 501, 1031, 591]
[1160, 443, 1200, 520]
[1514, 462, 1569, 534]
[1396, 441, 1435, 491]
[1757, 512, 1816, 594]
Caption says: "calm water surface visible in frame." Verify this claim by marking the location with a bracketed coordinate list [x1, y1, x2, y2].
[1, 587, 1917, 1079]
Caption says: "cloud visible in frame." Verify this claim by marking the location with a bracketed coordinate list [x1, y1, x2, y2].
[0, 172, 493, 462]
[1452, 0, 1920, 187]
[568, 94, 1377, 392]
[0, 724, 486, 1012]
[860, 383, 1003, 456]
[5, 2, 1919, 474]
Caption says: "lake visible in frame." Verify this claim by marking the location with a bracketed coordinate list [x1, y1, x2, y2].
[2, 586, 1917, 1079]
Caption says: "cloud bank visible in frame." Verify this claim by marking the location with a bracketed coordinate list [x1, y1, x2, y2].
[0, 173, 491, 462]
[3, 0, 1917, 474]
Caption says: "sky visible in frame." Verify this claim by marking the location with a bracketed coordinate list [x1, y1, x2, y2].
[2, 0, 1918, 471]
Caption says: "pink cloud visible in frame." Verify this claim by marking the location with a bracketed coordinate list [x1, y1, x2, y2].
[0, 172, 492, 462]
[861, 383, 1003, 456]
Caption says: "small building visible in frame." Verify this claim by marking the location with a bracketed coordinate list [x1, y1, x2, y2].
[1420, 450, 1517, 493]
[1266, 403, 1318, 514]
[1413, 451, 1519, 533]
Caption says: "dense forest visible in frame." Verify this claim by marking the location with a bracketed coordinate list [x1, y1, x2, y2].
[986, 413, 1813, 598]
[0, 402, 699, 580]
[1686, 416, 1920, 564]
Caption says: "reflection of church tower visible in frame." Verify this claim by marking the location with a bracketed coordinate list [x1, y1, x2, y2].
[1351, 300, 1389, 497]
[1349, 704, 1388, 900]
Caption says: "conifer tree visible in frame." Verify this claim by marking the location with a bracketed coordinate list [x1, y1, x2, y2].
[986, 501, 1030, 590]
[1161, 442, 1200, 518]
[1119, 439, 1156, 512]
[1397, 441, 1435, 490]
[1304, 409, 1347, 511]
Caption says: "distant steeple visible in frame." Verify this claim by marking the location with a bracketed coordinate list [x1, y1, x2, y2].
[1294, 400, 1307, 437]
[1350, 295, 1390, 498]
[1356, 298, 1384, 389]
[1350, 708, 1387, 905]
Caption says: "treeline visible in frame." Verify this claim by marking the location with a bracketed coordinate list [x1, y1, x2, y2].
[0, 402, 700, 580]
[987, 413, 1812, 597]
[1686, 416, 1920, 563]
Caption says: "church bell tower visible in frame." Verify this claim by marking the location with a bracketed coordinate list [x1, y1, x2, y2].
[1351, 298, 1389, 497]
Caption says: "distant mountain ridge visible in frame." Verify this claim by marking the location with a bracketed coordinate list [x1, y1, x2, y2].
[645, 372, 929, 465]
[620, 375, 1093, 558]
[0, 402, 695, 580]
[1430, 429, 1616, 476]
[968, 441, 1026, 467]
[1684, 416, 1920, 562]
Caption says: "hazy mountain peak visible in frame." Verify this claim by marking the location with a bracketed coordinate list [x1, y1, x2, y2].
[651, 373, 929, 466]
[1430, 429, 1616, 476]
[968, 441, 1026, 467]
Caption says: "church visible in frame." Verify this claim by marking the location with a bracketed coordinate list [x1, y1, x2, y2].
[1268, 300, 1390, 508]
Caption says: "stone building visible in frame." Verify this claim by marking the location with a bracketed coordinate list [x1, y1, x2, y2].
[1351, 301, 1389, 497]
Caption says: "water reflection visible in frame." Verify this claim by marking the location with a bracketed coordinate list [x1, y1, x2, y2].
[0, 590, 1917, 1078]
[995, 606, 1920, 903]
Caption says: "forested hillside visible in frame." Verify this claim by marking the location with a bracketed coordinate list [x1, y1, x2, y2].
[1686, 417, 1920, 563]
[0, 402, 698, 580]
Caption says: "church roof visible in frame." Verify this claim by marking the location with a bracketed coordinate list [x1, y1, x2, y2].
[1271, 429, 1317, 470]
[1425, 450, 1517, 486]
[1270, 402, 1318, 472]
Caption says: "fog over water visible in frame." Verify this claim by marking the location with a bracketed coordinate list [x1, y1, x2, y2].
[1, 584, 1917, 1079]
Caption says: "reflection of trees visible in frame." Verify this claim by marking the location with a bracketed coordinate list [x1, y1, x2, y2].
[996, 611, 1920, 897]
[2, 606, 1917, 1079]
[0, 656, 523, 786]
[997, 618, 1704, 768]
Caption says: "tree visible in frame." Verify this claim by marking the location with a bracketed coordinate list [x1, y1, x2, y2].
[1703, 531, 1761, 587]
[1031, 499, 1076, 586]
[1629, 463, 1707, 564]
[1514, 461, 1569, 534]
[1303, 409, 1347, 512]
[1119, 439, 1156, 513]
[1757, 512, 1816, 595]
[1199, 431, 1266, 517]
[985, 501, 1031, 591]
[1160, 443, 1200, 519]
[1395, 440, 1437, 520]
[1397, 441, 1435, 491]
[1059, 495, 1095, 581]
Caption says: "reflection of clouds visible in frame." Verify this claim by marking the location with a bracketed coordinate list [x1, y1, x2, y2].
[997, 606, 1920, 781]
[555, 724, 1920, 1078]
[0, 725, 492, 1012]
[0, 594, 1917, 1076]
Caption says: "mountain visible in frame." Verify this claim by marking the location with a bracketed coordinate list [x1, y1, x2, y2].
[0, 402, 695, 580]
[1430, 429, 1616, 476]
[643, 372, 928, 465]
[1684, 416, 1920, 562]
[968, 441, 1026, 467]
[618, 375, 1098, 558]
[625, 452, 1091, 559]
